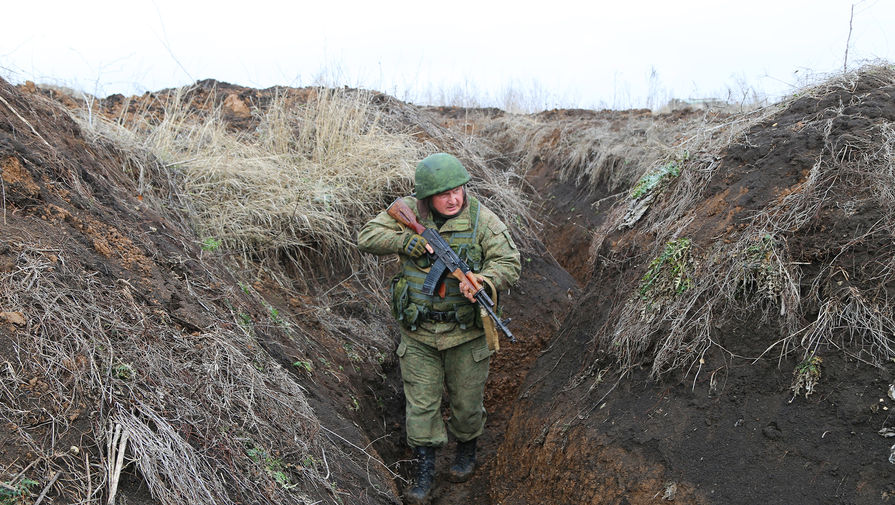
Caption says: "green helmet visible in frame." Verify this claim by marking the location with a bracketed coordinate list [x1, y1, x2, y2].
[414, 153, 471, 200]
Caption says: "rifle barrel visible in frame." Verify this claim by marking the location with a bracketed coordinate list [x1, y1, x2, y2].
[475, 291, 515, 343]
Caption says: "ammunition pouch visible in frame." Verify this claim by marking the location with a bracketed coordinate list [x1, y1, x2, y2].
[391, 275, 427, 330]
[455, 303, 477, 329]
[390, 274, 408, 321]
[391, 273, 482, 331]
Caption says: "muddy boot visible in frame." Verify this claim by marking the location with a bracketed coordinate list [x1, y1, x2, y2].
[405, 446, 436, 504]
[447, 438, 477, 482]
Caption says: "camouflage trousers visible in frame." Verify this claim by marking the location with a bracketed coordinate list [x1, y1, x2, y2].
[396, 333, 492, 447]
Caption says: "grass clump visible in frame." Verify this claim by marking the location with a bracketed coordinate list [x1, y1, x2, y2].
[161, 88, 422, 266]
[74, 85, 425, 270]
[639, 238, 694, 302]
[790, 355, 822, 401]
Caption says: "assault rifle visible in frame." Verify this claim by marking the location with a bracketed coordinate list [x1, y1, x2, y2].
[387, 198, 516, 343]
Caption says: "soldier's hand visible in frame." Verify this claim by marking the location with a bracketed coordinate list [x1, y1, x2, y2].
[460, 274, 484, 302]
[402, 234, 429, 258]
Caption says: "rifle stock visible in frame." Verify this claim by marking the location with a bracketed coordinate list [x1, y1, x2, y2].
[387, 199, 425, 234]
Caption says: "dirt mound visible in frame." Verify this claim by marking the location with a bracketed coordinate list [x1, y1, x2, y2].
[0, 77, 410, 504]
[7, 64, 895, 505]
[493, 67, 895, 504]
[1, 76, 579, 505]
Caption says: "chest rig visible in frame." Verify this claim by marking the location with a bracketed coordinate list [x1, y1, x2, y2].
[391, 197, 483, 330]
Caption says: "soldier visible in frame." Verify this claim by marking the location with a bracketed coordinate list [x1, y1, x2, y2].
[357, 153, 521, 503]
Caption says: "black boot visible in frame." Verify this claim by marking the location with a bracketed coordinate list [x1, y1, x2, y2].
[447, 438, 477, 483]
[405, 446, 436, 504]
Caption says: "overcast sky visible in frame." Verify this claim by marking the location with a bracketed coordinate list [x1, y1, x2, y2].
[2, 0, 893, 110]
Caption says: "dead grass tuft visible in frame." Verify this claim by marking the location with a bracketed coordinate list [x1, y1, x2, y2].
[83, 87, 423, 269]
[75, 84, 535, 264]
[57, 82, 536, 502]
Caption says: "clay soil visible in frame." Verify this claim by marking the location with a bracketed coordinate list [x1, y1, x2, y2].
[1, 70, 894, 505]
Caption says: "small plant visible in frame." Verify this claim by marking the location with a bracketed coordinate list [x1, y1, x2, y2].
[300, 454, 320, 471]
[738, 233, 784, 302]
[113, 362, 135, 381]
[372, 391, 385, 410]
[246, 445, 293, 489]
[292, 360, 313, 372]
[0, 478, 38, 505]
[349, 394, 360, 411]
[263, 302, 283, 325]
[343, 344, 361, 362]
[790, 355, 822, 401]
[630, 154, 687, 200]
[200, 237, 222, 251]
[639, 238, 694, 302]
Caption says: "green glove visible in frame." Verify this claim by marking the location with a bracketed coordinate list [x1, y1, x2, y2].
[402, 234, 428, 258]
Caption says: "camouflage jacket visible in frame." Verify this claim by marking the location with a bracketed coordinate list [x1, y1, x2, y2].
[357, 195, 521, 349]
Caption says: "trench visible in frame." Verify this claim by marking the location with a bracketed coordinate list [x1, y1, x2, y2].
[10, 76, 895, 505]
[342, 152, 609, 505]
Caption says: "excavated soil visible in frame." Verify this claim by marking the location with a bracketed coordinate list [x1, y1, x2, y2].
[490, 76, 895, 505]
[0, 79, 577, 505]
[2, 71, 895, 505]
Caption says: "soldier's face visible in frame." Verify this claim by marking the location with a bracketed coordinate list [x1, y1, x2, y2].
[431, 186, 465, 217]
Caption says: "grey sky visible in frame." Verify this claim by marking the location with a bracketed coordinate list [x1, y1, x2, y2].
[2, 0, 892, 109]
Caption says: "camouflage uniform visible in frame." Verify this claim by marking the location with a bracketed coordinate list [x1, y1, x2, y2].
[357, 195, 520, 447]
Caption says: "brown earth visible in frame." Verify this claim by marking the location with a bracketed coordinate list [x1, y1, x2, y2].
[0, 78, 578, 505]
[1, 69, 894, 505]
[0, 79, 405, 504]
[489, 73, 895, 505]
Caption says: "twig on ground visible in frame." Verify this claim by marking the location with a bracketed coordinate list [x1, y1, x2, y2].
[32, 471, 60, 505]
[0, 92, 53, 149]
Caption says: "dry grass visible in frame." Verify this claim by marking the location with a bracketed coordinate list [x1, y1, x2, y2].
[587, 64, 895, 377]
[479, 112, 666, 195]
[79, 87, 424, 269]
[75, 83, 536, 267]
[46, 81, 537, 503]
[0, 242, 325, 504]
[474, 104, 766, 227]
